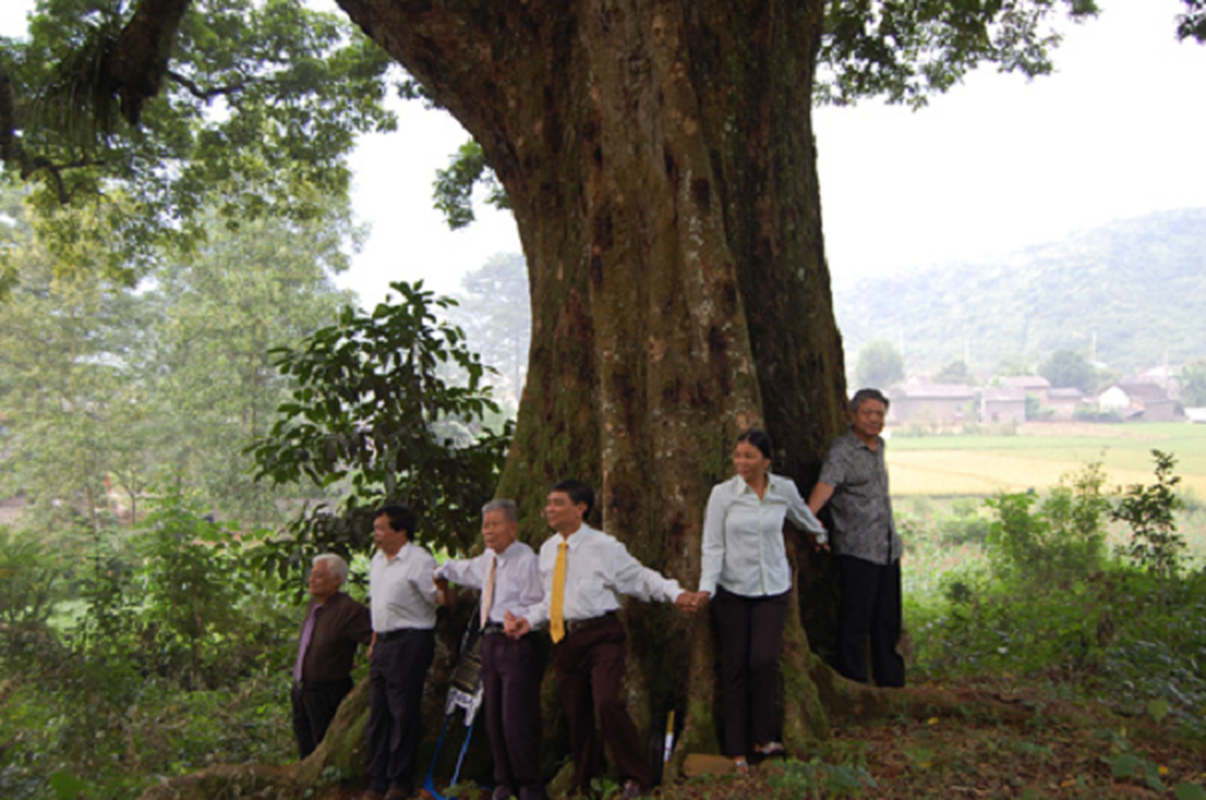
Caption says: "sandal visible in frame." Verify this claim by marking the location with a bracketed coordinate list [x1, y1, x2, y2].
[733, 756, 750, 775]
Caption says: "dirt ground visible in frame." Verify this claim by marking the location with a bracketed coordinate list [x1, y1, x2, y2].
[385, 676, 1206, 800]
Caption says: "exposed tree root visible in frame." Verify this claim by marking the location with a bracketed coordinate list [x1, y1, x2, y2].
[811, 659, 1065, 728]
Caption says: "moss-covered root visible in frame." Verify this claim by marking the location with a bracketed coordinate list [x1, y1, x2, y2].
[137, 764, 300, 800]
[781, 597, 831, 754]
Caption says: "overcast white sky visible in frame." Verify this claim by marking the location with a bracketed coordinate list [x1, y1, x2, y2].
[3, 0, 1203, 307]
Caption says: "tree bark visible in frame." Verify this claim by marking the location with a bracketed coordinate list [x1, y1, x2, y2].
[331, 0, 849, 768]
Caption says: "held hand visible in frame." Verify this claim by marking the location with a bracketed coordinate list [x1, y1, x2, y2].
[503, 610, 531, 639]
[808, 531, 830, 553]
[675, 591, 708, 614]
[433, 576, 453, 606]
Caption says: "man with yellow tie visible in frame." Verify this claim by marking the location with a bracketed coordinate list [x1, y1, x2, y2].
[505, 480, 701, 800]
[434, 500, 545, 800]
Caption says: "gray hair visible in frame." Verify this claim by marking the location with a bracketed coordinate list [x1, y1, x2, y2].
[849, 387, 891, 412]
[312, 553, 349, 585]
[482, 498, 519, 523]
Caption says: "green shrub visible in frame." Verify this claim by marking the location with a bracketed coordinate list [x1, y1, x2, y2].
[1114, 450, 1186, 579]
[985, 462, 1109, 588]
[0, 495, 300, 799]
[0, 525, 65, 667]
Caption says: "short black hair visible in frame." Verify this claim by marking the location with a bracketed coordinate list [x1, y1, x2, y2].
[849, 388, 891, 412]
[551, 479, 594, 518]
[736, 428, 774, 460]
[374, 504, 416, 537]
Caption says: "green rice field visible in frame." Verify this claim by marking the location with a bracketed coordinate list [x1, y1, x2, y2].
[885, 421, 1206, 498]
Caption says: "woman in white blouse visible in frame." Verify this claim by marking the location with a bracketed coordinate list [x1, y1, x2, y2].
[698, 430, 826, 773]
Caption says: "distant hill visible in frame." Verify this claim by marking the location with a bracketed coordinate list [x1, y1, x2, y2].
[834, 209, 1206, 376]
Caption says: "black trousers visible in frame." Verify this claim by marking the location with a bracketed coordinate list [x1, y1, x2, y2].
[481, 633, 545, 800]
[364, 629, 436, 795]
[836, 555, 905, 687]
[291, 677, 354, 759]
[553, 615, 653, 792]
[712, 586, 790, 757]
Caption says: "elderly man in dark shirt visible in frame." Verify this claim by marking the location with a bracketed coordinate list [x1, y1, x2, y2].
[292, 553, 373, 759]
[809, 388, 906, 688]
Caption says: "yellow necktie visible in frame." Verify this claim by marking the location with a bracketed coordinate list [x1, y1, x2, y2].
[480, 554, 497, 630]
[550, 539, 568, 643]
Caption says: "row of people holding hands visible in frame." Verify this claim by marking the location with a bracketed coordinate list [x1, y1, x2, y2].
[295, 390, 903, 800]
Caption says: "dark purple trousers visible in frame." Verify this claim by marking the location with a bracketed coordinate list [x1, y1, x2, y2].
[553, 615, 653, 792]
[712, 586, 790, 757]
[482, 632, 545, 800]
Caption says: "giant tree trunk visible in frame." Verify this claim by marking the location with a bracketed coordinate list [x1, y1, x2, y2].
[336, 0, 848, 771]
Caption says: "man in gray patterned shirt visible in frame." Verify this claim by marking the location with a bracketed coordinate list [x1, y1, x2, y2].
[808, 388, 906, 687]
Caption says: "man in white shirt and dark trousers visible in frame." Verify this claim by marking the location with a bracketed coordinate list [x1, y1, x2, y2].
[364, 504, 439, 800]
[434, 499, 546, 800]
[505, 480, 701, 800]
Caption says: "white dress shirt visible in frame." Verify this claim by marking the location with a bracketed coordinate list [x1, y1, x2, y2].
[699, 473, 826, 598]
[369, 541, 439, 632]
[434, 541, 544, 625]
[525, 523, 683, 629]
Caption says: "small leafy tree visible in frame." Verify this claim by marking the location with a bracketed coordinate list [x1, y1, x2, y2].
[249, 281, 512, 577]
[1114, 450, 1186, 579]
[1039, 349, 1096, 393]
[933, 359, 972, 385]
[995, 354, 1032, 378]
[1180, 358, 1206, 407]
[132, 495, 247, 683]
[855, 339, 905, 389]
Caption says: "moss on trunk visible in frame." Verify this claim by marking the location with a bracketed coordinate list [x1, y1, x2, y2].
[147, 1, 856, 795]
[339, 0, 846, 774]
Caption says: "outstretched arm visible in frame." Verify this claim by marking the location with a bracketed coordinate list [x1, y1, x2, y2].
[808, 481, 835, 515]
[807, 481, 835, 552]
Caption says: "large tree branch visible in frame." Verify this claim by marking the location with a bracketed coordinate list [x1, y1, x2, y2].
[105, 0, 195, 124]
[333, 0, 543, 183]
[166, 70, 247, 102]
[0, 61, 23, 172]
